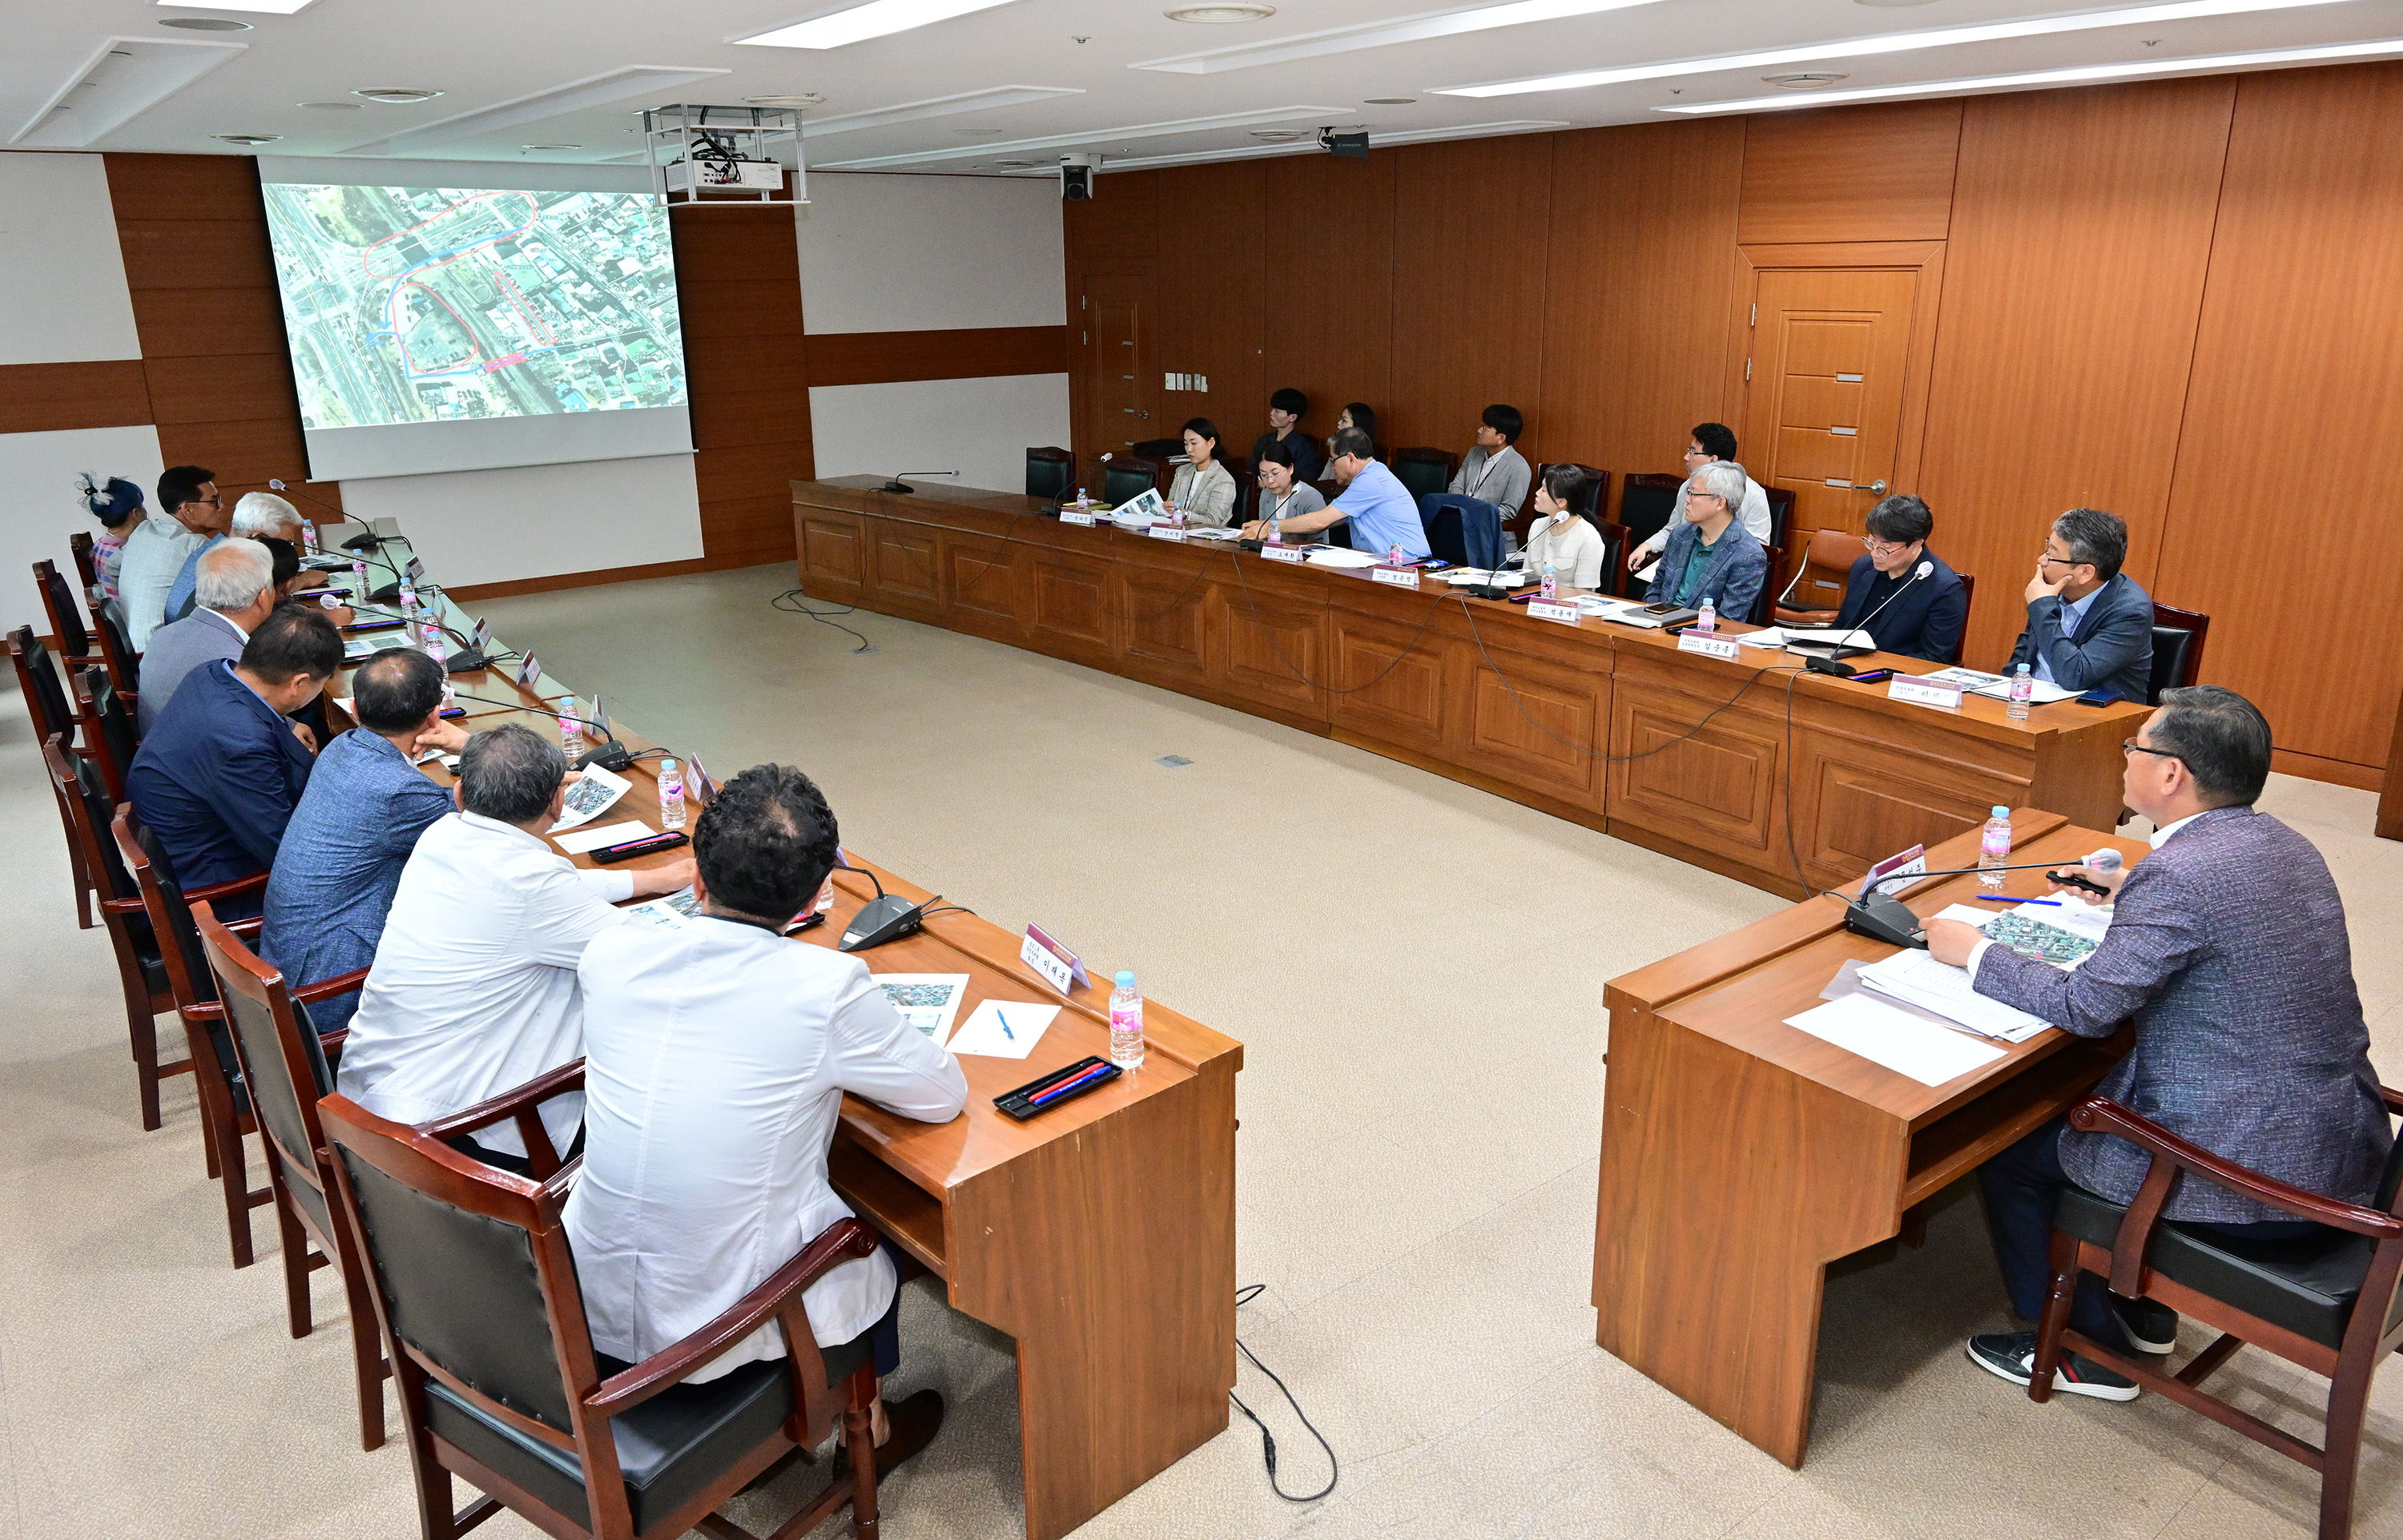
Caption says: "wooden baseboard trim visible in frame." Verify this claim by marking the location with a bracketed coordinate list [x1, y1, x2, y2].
[445, 554, 775, 602]
[2269, 747, 2382, 793]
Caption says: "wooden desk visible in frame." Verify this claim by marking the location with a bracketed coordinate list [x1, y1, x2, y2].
[329, 551, 1243, 1540]
[792, 476, 2147, 899]
[1592, 810, 2147, 1467]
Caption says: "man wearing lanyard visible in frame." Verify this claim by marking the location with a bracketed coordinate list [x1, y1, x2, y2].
[1416, 405, 1530, 564]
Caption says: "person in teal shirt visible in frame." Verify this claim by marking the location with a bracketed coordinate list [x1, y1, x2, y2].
[1651, 460, 1767, 620]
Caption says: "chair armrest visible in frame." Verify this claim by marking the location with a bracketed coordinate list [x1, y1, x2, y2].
[586, 1218, 880, 1417]
[316, 1027, 348, 1055]
[102, 896, 147, 917]
[418, 1059, 587, 1179]
[293, 967, 369, 1004]
[2382, 1085, 2403, 1117]
[2068, 1095, 2403, 1298]
[183, 872, 269, 903]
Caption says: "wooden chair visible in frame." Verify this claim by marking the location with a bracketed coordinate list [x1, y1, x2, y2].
[2149, 602, 2212, 704]
[191, 903, 384, 1448]
[42, 734, 187, 1130]
[11, 624, 97, 930]
[320, 1087, 904, 1540]
[91, 597, 142, 700]
[71, 664, 139, 804]
[34, 558, 97, 671]
[1388, 446, 1456, 502]
[2031, 1091, 2403, 1539]
[69, 529, 101, 599]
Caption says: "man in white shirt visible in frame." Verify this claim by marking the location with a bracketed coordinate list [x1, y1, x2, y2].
[119, 464, 226, 649]
[565, 762, 966, 1471]
[1626, 423, 1773, 575]
[335, 722, 694, 1171]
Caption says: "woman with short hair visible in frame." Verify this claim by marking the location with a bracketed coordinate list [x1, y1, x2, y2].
[1253, 439, 1326, 536]
[1168, 417, 1238, 528]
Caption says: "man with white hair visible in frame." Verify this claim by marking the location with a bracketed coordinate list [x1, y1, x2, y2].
[1648, 460, 1769, 622]
[136, 538, 280, 734]
[163, 490, 302, 627]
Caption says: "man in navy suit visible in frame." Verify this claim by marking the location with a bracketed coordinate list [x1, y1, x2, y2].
[127, 604, 343, 919]
[2007, 507, 2154, 703]
[1929, 686, 2392, 1401]
[1829, 494, 1967, 662]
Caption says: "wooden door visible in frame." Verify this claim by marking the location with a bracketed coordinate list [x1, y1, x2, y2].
[1740, 268, 1921, 538]
[1081, 274, 1158, 456]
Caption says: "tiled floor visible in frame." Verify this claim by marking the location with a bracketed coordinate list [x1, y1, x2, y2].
[6, 561, 2400, 1538]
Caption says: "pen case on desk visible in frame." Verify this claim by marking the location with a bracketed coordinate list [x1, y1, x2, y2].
[994, 1055, 1121, 1120]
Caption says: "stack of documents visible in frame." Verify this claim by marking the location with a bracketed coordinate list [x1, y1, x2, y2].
[1920, 665, 2079, 705]
[1852, 899, 2112, 1043]
[1441, 568, 1534, 587]
[1783, 994, 2006, 1087]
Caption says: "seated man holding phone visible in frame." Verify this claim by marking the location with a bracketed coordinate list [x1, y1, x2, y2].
[1926, 686, 2390, 1401]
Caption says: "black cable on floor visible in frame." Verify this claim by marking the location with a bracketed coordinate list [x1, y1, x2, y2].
[1230, 1284, 1337, 1503]
[771, 588, 874, 653]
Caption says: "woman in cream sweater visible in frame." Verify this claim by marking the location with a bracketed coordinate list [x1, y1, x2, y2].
[1519, 464, 1607, 589]
[1167, 417, 1238, 527]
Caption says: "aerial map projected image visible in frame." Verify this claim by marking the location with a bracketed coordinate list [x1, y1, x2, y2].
[261, 183, 687, 430]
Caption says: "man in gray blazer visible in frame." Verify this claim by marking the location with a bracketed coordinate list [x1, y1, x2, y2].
[1928, 686, 2392, 1401]
[2007, 506, 2155, 704]
[135, 539, 280, 734]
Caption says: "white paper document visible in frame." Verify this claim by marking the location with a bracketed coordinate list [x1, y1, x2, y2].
[1182, 525, 1244, 541]
[1784, 626, 1876, 652]
[874, 974, 971, 1041]
[1736, 627, 1790, 648]
[1854, 947, 2051, 1042]
[548, 763, 630, 833]
[1968, 675, 2079, 704]
[623, 887, 706, 929]
[945, 999, 1059, 1059]
[1634, 560, 1660, 584]
[1305, 549, 1381, 569]
[1785, 994, 2007, 1087]
[553, 820, 648, 855]
[1442, 568, 1533, 586]
[1930, 901, 2112, 965]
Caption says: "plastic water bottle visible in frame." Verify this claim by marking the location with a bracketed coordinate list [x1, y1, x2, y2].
[420, 621, 445, 664]
[1697, 596, 1717, 633]
[1108, 970, 1145, 1070]
[1387, 542, 1405, 569]
[300, 521, 319, 555]
[397, 577, 418, 626]
[2008, 663, 2035, 721]
[1268, 515, 1282, 544]
[657, 758, 686, 829]
[350, 558, 369, 604]
[1540, 561, 1557, 601]
[1075, 486, 1088, 508]
[555, 695, 585, 756]
[1979, 805, 2013, 889]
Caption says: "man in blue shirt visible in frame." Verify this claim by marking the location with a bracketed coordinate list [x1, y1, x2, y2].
[263, 648, 469, 1034]
[163, 490, 303, 627]
[2007, 507, 2154, 704]
[127, 605, 342, 919]
[1238, 426, 1429, 560]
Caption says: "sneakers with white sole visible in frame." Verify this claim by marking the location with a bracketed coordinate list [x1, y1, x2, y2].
[2113, 1297, 2180, 1354]
[1966, 1330, 2139, 1401]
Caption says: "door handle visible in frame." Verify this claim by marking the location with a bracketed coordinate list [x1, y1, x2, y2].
[1866, 480, 1888, 496]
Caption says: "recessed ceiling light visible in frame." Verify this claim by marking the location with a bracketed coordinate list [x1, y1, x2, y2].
[1137, 0, 1669, 74]
[352, 86, 443, 103]
[1165, 4, 1277, 21]
[521, 143, 583, 151]
[737, 0, 1022, 50]
[1363, 96, 1415, 105]
[298, 100, 361, 109]
[159, 16, 252, 29]
[745, 93, 826, 106]
[155, 0, 316, 10]
[1764, 72, 1848, 87]
[213, 132, 281, 143]
[1442, 0, 2355, 96]
[1664, 34, 2403, 114]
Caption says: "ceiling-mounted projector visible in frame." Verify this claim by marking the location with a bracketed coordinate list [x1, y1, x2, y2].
[1318, 127, 1369, 159]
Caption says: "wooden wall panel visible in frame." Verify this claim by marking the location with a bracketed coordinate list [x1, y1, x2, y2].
[0, 361, 151, 435]
[1064, 171, 1162, 456]
[806, 324, 1069, 388]
[103, 153, 338, 511]
[2155, 63, 2403, 769]
[1387, 135, 1555, 460]
[1911, 79, 2234, 673]
[1539, 120, 1746, 491]
[670, 204, 815, 565]
[1150, 160, 1266, 452]
[1259, 154, 1395, 456]
[1736, 102, 1962, 244]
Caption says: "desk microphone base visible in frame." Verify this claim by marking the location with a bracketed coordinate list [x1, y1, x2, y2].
[1843, 891, 1929, 949]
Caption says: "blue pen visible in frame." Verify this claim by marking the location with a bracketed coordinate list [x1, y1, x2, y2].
[1975, 895, 2063, 906]
[996, 1009, 1016, 1040]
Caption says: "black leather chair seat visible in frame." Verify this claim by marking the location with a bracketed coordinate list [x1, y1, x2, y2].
[426, 1357, 795, 1534]
[2056, 1188, 2391, 1349]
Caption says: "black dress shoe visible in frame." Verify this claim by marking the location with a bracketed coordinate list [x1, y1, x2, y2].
[874, 1389, 944, 1480]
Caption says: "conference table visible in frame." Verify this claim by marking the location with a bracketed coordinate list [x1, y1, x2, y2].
[791, 477, 2151, 899]
[316, 525, 1244, 1540]
[1593, 809, 2147, 1467]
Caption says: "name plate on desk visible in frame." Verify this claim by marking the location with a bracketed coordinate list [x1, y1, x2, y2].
[1676, 629, 1742, 661]
[1527, 599, 1581, 625]
[1059, 509, 1097, 527]
[1890, 674, 1966, 710]
[1262, 544, 1305, 564]
[1371, 565, 1420, 589]
[1021, 924, 1090, 995]
[1148, 525, 1187, 543]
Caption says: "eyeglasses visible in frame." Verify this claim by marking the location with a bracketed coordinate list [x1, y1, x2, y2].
[1862, 537, 1908, 557]
[2123, 740, 2184, 764]
[2037, 549, 2079, 568]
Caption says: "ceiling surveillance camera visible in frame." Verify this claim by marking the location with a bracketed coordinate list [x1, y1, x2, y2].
[1060, 152, 1096, 201]
[1318, 127, 1369, 159]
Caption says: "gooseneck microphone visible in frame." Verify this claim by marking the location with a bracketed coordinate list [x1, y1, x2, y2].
[1842, 855, 2104, 949]
[1850, 559, 1934, 638]
[879, 469, 958, 496]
